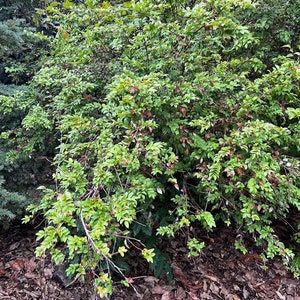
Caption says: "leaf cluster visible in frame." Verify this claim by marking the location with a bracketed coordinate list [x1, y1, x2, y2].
[1, 0, 297, 295]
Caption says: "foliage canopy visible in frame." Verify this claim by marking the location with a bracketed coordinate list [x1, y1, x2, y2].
[0, 0, 299, 296]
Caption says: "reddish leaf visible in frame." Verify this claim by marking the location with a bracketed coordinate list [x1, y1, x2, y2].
[126, 277, 134, 284]
[142, 109, 152, 117]
[24, 272, 36, 279]
[181, 107, 187, 116]
[84, 94, 93, 102]
[129, 86, 140, 94]
[8, 259, 25, 271]
[24, 259, 37, 273]
[0, 269, 6, 276]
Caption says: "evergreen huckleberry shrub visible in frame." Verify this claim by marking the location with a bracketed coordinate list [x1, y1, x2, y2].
[0, 0, 296, 296]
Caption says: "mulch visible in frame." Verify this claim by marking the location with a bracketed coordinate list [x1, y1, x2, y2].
[0, 224, 299, 300]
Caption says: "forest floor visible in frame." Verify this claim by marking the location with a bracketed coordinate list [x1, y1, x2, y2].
[0, 223, 300, 300]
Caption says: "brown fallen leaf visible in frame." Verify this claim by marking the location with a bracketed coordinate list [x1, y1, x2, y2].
[144, 275, 159, 287]
[43, 268, 53, 278]
[24, 272, 36, 279]
[8, 258, 25, 271]
[187, 291, 200, 300]
[152, 285, 173, 295]
[233, 285, 240, 291]
[202, 273, 220, 282]
[220, 285, 231, 299]
[161, 291, 172, 300]
[243, 286, 250, 299]
[203, 280, 208, 292]
[175, 286, 186, 299]
[23, 289, 40, 298]
[245, 270, 257, 286]
[172, 263, 203, 290]
[152, 285, 165, 295]
[172, 263, 189, 284]
[24, 258, 36, 273]
[8, 242, 20, 251]
[0, 296, 17, 300]
[275, 290, 285, 300]
[242, 253, 263, 262]
[209, 281, 220, 295]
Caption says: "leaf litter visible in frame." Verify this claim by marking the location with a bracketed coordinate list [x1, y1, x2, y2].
[0, 224, 299, 299]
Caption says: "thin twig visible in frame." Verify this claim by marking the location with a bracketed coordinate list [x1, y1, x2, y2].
[79, 209, 140, 295]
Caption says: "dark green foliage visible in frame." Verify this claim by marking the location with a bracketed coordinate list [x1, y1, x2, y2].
[238, 0, 300, 67]
[0, 0, 47, 91]
[0, 175, 29, 230]
[0, 148, 29, 230]
[0, 0, 50, 229]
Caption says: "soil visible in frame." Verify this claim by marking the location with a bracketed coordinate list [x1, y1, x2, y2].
[0, 224, 299, 300]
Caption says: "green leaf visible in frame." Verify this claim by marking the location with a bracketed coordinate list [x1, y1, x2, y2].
[142, 248, 155, 263]
[63, 0, 74, 9]
[196, 211, 216, 229]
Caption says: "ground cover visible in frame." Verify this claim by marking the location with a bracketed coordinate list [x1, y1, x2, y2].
[1, 224, 299, 300]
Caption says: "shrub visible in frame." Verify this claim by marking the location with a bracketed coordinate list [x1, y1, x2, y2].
[238, 0, 300, 67]
[9, 0, 299, 296]
[0, 149, 29, 230]
[0, 0, 52, 229]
